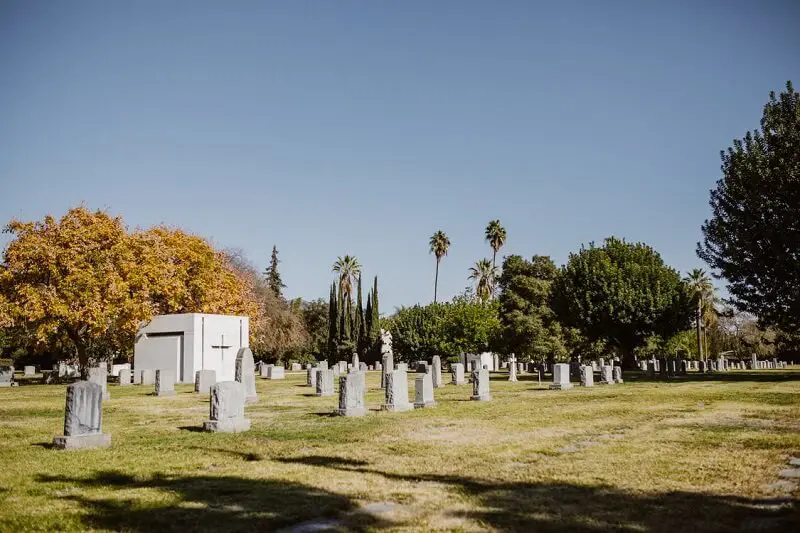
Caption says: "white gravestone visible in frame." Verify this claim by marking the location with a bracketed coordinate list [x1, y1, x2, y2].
[431, 356, 443, 388]
[549, 363, 573, 390]
[451, 363, 466, 385]
[316, 369, 335, 396]
[613, 366, 623, 384]
[155, 369, 176, 396]
[600, 365, 614, 385]
[235, 347, 258, 404]
[414, 373, 436, 408]
[24, 365, 35, 376]
[470, 368, 491, 401]
[140, 369, 155, 386]
[53, 381, 111, 449]
[203, 381, 250, 433]
[580, 365, 594, 387]
[307, 366, 318, 388]
[267, 366, 285, 380]
[382, 369, 412, 412]
[195, 369, 216, 394]
[508, 356, 518, 382]
[118, 369, 131, 387]
[88, 366, 110, 401]
[336, 371, 366, 417]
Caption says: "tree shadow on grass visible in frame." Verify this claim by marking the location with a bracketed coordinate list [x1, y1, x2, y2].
[277, 456, 799, 532]
[37, 471, 390, 532]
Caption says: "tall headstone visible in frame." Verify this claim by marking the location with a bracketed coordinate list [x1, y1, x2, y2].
[308, 365, 318, 387]
[508, 357, 518, 382]
[52, 381, 111, 449]
[318, 360, 329, 370]
[549, 363, 573, 390]
[351, 353, 359, 368]
[470, 368, 491, 401]
[336, 371, 366, 416]
[24, 365, 35, 376]
[267, 365, 285, 380]
[414, 373, 436, 408]
[431, 356, 443, 388]
[381, 353, 394, 389]
[118, 369, 131, 387]
[493, 353, 500, 372]
[88, 366, 110, 400]
[203, 381, 250, 433]
[382, 369, 412, 412]
[613, 366, 623, 384]
[195, 369, 216, 394]
[751, 354, 758, 369]
[140, 369, 155, 386]
[235, 347, 258, 404]
[155, 369, 176, 396]
[580, 365, 594, 387]
[338, 361, 348, 373]
[451, 363, 466, 385]
[316, 368, 335, 396]
[600, 365, 614, 385]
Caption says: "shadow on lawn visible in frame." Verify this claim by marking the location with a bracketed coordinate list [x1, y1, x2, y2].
[37, 470, 389, 532]
[276, 455, 799, 533]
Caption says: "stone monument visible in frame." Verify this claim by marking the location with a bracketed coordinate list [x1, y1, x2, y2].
[383, 368, 412, 412]
[549, 363, 573, 390]
[600, 365, 614, 385]
[414, 373, 437, 408]
[470, 368, 491, 401]
[52, 381, 111, 449]
[431, 355, 443, 388]
[580, 365, 594, 387]
[451, 363, 466, 385]
[267, 365, 285, 380]
[155, 369, 176, 396]
[235, 347, 258, 404]
[203, 381, 251, 433]
[195, 369, 216, 394]
[316, 368, 335, 396]
[88, 366, 110, 400]
[336, 371, 366, 417]
[613, 366, 623, 384]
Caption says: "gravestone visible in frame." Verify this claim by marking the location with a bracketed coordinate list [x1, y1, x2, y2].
[470, 368, 491, 401]
[549, 363, 573, 390]
[375, 361, 382, 372]
[451, 363, 466, 385]
[53, 381, 111, 449]
[359, 362, 368, 372]
[381, 353, 394, 389]
[332, 364, 340, 377]
[132, 368, 142, 385]
[658, 358, 667, 377]
[24, 365, 35, 376]
[351, 353, 359, 368]
[431, 356, 443, 388]
[195, 369, 216, 394]
[88, 366, 110, 400]
[698, 360, 706, 373]
[336, 371, 366, 416]
[383, 368, 412, 412]
[580, 365, 594, 387]
[396, 363, 408, 373]
[155, 369, 176, 396]
[414, 373, 436, 408]
[517, 362, 525, 375]
[613, 366, 623, 384]
[751, 354, 758, 369]
[0, 366, 17, 387]
[140, 369, 155, 386]
[338, 361, 348, 373]
[307, 366, 318, 388]
[316, 368, 335, 396]
[508, 357, 518, 382]
[260, 364, 273, 378]
[203, 381, 250, 433]
[415, 361, 429, 373]
[235, 347, 258, 404]
[118, 369, 131, 387]
[600, 365, 614, 385]
[318, 361, 328, 370]
[470, 360, 479, 372]
[267, 366, 285, 380]
[291, 363, 302, 371]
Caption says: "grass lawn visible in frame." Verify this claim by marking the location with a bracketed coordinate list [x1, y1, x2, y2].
[1, 368, 799, 532]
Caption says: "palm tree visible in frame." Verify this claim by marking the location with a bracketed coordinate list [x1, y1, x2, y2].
[484, 220, 507, 269]
[429, 230, 451, 304]
[332, 255, 361, 301]
[468, 259, 498, 302]
[685, 268, 714, 360]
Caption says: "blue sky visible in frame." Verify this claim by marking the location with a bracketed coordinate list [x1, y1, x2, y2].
[1, 1, 797, 311]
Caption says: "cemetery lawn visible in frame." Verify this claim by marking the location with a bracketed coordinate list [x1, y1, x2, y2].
[1, 371, 799, 532]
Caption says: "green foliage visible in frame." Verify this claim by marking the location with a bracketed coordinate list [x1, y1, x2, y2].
[552, 237, 693, 366]
[698, 81, 800, 332]
[264, 245, 286, 298]
[385, 295, 500, 362]
[496, 255, 569, 363]
[300, 299, 328, 359]
[484, 220, 507, 268]
[429, 230, 451, 303]
[468, 259, 498, 302]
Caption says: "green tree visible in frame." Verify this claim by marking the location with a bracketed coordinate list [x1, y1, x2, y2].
[300, 298, 328, 360]
[429, 230, 451, 303]
[685, 268, 713, 360]
[264, 245, 286, 298]
[496, 255, 568, 363]
[485, 220, 507, 269]
[552, 237, 693, 368]
[326, 283, 338, 360]
[698, 81, 800, 332]
[355, 276, 366, 356]
[468, 259, 498, 302]
[332, 255, 361, 301]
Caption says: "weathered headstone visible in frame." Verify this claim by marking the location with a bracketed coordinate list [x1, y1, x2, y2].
[291, 363, 302, 371]
[332, 364, 341, 377]
[600, 365, 614, 385]
[203, 381, 250, 433]
[382, 368, 412, 412]
[415, 361, 429, 373]
[580, 365, 594, 387]
[0, 366, 17, 387]
[414, 373, 436, 408]
[470, 368, 491, 401]
[493, 353, 500, 372]
[260, 364, 273, 378]
[375, 361, 382, 372]
[235, 347, 258, 404]
[52, 381, 111, 449]
[336, 371, 366, 416]
[24, 365, 35, 376]
[338, 361, 348, 373]
[549, 363, 573, 390]
[508, 358, 518, 382]
[267, 365, 285, 380]
[381, 353, 394, 389]
[613, 366, 623, 384]
[155, 369, 176, 396]
[195, 369, 216, 394]
[451, 363, 466, 385]
[140, 369, 155, 386]
[88, 366, 110, 400]
[318, 361, 328, 370]
[351, 353, 359, 369]
[307, 366, 317, 387]
[316, 368, 335, 396]
[431, 356, 443, 388]
[132, 368, 142, 385]
[118, 369, 131, 386]
[359, 362, 368, 372]
[396, 362, 408, 373]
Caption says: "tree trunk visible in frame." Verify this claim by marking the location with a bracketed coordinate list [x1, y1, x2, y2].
[66, 327, 89, 378]
[434, 259, 440, 303]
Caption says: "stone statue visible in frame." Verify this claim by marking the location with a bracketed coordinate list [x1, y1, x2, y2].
[380, 329, 393, 356]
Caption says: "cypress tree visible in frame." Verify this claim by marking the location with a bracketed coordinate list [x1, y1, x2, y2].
[364, 292, 373, 349]
[264, 245, 286, 298]
[356, 276, 366, 356]
[371, 276, 380, 341]
[327, 282, 338, 361]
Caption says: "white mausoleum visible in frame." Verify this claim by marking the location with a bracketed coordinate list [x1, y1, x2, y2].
[133, 313, 249, 383]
